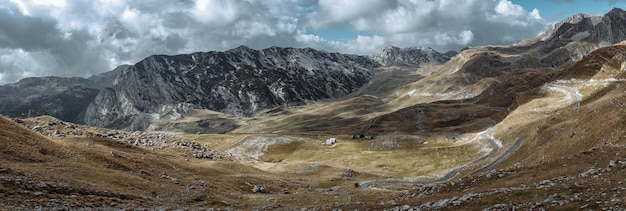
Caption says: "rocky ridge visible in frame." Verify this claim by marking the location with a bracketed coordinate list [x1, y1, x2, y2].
[386, 8, 626, 107]
[371, 46, 455, 66]
[0, 65, 128, 123]
[0, 44, 448, 131]
[15, 116, 221, 160]
[84, 46, 380, 130]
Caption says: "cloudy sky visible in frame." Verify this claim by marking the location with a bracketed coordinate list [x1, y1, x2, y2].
[0, 0, 625, 85]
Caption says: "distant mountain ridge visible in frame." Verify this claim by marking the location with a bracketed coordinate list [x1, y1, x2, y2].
[4, 45, 446, 130]
[83, 46, 380, 130]
[371, 46, 455, 66]
[0, 65, 128, 123]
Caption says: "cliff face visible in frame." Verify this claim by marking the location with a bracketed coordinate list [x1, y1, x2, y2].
[84, 46, 380, 130]
[588, 8, 626, 45]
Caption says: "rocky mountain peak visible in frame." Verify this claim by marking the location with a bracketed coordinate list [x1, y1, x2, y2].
[606, 7, 626, 17]
[372, 45, 454, 66]
[538, 14, 596, 42]
[84, 46, 380, 130]
[535, 8, 626, 46]
[227, 45, 255, 53]
[588, 7, 626, 45]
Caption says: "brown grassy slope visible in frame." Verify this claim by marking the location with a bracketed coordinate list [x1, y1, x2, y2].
[498, 45, 626, 167]
[340, 145, 626, 210]
[336, 44, 626, 211]
[348, 68, 558, 135]
[4, 115, 411, 210]
[0, 115, 309, 209]
[0, 116, 69, 162]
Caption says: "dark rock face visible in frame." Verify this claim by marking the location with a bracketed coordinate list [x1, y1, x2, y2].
[0, 66, 127, 123]
[540, 8, 626, 44]
[588, 8, 626, 44]
[372, 46, 454, 66]
[84, 46, 380, 130]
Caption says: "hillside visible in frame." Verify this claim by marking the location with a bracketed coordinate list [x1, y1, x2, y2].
[1, 115, 372, 209]
[333, 41, 626, 211]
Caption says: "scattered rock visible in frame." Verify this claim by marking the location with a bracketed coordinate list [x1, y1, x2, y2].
[110, 151, 121, 158]
[18, 117, 222, 160]
[32, 125, 43, 132]
[341, 168, 357, 178]
[86, 141, 95, 148]
[52, 130, 61, 137]
[171, 178, 180, 185]
[537, 180, 554, 188]
[252, 185, 268, 194]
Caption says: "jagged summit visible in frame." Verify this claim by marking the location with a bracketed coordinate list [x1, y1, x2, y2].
[588, 7, 626, 44]
[538, 13, 598, 42]
[537, 7, 626, 44]
[226, 45, 255, 53]
[371, 45, 454, 66]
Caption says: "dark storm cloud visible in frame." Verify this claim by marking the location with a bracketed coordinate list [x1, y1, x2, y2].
[0, 2, 109, 83]
[0, 4, 61, 50]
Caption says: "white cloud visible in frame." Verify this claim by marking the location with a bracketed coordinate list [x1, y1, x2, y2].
[530, 8, 543, 20]
[343, 35, 387, 54]
[192, 0, 239, 27]
[495, 0, 525, 17]
[309, 0, 396, 28]
[305, 0, 548, 51]
[0, 0, 552, 85]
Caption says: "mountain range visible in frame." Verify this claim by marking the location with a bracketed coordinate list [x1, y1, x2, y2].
[0, 44, 452, 130]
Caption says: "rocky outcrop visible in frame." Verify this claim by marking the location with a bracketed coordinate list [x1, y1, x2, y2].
[0, 65, 127, 123]
[588, 8, 626, 45]
[371, 46, 454, 66]
[15, 115, 222, 160]
[539, 8, 626, 44]
[537, 13, 599, 42]
[84, 46, 380, 130]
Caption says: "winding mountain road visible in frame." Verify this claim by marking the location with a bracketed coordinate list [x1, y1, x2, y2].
[358, 119, 521, 189]
[357, 82, 583, 190]
[471, 137, 524, 175]
[546, 84, 582, 109]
